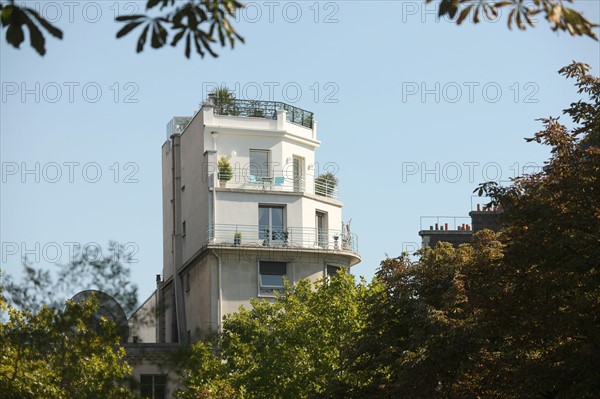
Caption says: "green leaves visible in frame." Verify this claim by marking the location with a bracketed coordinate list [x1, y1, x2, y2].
[1, 3, 63, 56]
[177, 272, 370, 399]
[115, 0, 245, 59]
[426, 0, 598, 40]
[0, 293, 136, 399]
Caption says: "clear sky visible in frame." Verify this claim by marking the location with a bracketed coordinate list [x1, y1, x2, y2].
[1, 0, 599, 304]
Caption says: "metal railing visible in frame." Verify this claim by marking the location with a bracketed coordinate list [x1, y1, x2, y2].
[207, 224, 358, 254]
[215, 167, 339, 199]
[208, 97, 314, 128]
[420, 216, 472, 231]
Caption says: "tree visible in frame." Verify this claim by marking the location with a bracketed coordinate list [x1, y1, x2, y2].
[2, 241, 138, 315]
[429, 0, 598, 40]
[326, 63, 600, 398]
[176, 271, 373, 399]
[1, 0, 596, 58]
[315, 172, 339, 198]
[0, 241, 139, 398]
[0, 291, 137, 399]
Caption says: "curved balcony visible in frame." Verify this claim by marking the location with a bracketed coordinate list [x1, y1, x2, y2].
[206, 224, 358, 255]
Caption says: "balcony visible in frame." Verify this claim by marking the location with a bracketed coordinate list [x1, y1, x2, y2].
[215, 168, 339, 200]
[206, 224, 359, 254]
[208, 97, 314, 129]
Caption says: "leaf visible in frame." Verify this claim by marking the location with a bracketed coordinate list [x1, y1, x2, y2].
[171, 28, 186, 46]
[6, 18, 25, 49]
[508, 8, 515, 30]
[136, 24, 150, 53]
[115, 14, 145, 22]
[22, 12, 46, 55]
[150, 20, 168, 48]
[185, 32, 191, 58]
[457, 5, 472, 25]
[146, 0, 162, 10]
[26, 8, 63, 39]
[116, 20, 145, 38]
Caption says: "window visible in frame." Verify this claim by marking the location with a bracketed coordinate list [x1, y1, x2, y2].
[249, 149, 270, 179]
[259, 205, 285, 242]
[316, 211, 327, 248]
[140, 375, 167, 399]
[259, 261, 286, 296]
[326, 265, 341, 282]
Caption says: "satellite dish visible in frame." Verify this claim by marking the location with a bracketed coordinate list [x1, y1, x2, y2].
[71, 290, 129, 343]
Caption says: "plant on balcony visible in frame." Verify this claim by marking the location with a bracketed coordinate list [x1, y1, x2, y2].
[315, 172, 338, 197]
[209, 87, 237, 116]
[218, 156, 233, 187]
[234, 231, 242, 245]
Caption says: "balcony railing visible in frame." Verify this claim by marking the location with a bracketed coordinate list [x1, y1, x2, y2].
[216, 168, 339, 199]
[208, 97, 314, 128]
[420, 216, 472, 231]
[206, 224, 358, 254]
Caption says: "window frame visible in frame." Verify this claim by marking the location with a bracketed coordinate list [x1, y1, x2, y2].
[258, 260, 287, 297]
[249, 149, 270, 179]
[259, 205, 286, 242]
[140, 374, 167, 399]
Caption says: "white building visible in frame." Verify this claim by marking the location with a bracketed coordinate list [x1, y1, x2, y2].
[127, 96, 360, 398]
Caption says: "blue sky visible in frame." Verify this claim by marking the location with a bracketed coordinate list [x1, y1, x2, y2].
[2, 1, 599, 304]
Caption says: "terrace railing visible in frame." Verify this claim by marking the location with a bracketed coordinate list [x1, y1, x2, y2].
[207, 224, 358, 254]
[208, 97, 314, 128]
[216, 167, 339, 199]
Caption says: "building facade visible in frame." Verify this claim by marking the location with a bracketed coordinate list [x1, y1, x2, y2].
[127, 97, 360, 397]
[418, 203, 503, 248]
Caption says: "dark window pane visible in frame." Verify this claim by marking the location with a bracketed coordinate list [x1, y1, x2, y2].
[260, 261, 286, 275]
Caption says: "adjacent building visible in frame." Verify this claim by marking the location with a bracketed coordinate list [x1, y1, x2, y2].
[418, 203, 503, 248]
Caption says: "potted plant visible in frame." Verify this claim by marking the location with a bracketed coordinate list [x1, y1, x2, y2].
[234, 231, 242, 245]
[218, 156, 233, 188]
[208, 87, 237, 115]
[315, 172, 339, 197]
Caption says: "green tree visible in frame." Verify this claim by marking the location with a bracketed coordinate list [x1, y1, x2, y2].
[1, 0, 596, 57]
[176, 271, 373, 399]
[325, 63, 600, 398]
[315, 172, 339, 198]
[0, 291, 136, 399]
[430, 0, 598, 39]
[474, 61, 600, 398]
[0, 241, 139, 398]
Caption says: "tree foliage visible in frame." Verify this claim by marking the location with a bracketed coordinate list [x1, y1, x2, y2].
[0, 241, 139, 398]
[323, 63, 600, 399]
[1, 0, 596, 57]
[429, 0, 598, 40]
[2, 241, 138, 315]
[176, 271, 373, 399]
[0, 292, 136, 399]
